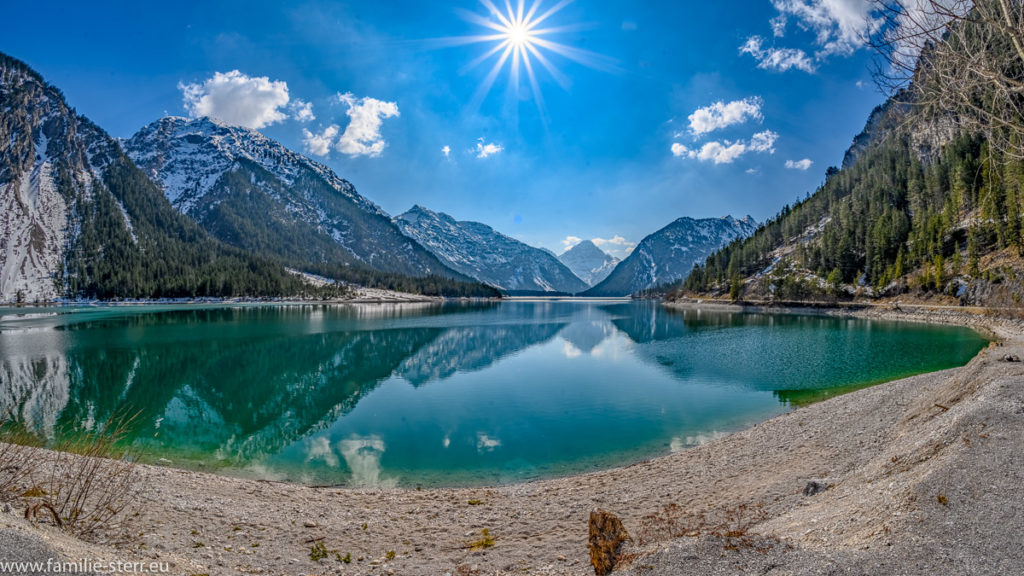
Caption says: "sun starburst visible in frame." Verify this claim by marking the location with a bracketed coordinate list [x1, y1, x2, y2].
[445, 0, 613, 115]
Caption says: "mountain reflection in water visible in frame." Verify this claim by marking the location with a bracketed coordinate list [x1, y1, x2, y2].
[0, 301, 987, 486]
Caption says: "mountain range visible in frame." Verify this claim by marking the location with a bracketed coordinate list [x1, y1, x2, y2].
[395, 205, 588, 294]
[124, 116, 457, 280]
[0, 53, 307, 302]
[584, 216, 758, 297]
[1, 50, 754, 302]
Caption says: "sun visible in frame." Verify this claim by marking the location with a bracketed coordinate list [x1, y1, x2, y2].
[505, 22, 534, 48]
[446, 0, 613, 114]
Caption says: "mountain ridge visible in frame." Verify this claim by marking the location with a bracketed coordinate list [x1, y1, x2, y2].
[395, 205, 589, 294]
[124, 116, 462, 281]
[584, 215, 758, 297]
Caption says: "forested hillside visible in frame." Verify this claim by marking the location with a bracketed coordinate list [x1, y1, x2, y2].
[1, 52, 319, 300]
[677, 1, 1024, 309]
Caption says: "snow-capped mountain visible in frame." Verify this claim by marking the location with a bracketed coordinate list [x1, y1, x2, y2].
[559, 240, 619, 287]
[395, 205, 589, 294]
[583, 215, 758, 296]
[124, 116, 452, 278]
[0, 52, 298, 302]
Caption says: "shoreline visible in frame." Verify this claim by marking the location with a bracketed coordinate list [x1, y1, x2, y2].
[2, 304, 1022, 575]
[665, 297, 1022, 340]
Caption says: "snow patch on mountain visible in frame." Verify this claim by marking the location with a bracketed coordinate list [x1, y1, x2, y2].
[126, 116, 384, 217]
[0, 154, 67, 301]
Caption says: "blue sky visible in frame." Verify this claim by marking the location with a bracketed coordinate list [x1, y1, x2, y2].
[1, 1, 888, 257]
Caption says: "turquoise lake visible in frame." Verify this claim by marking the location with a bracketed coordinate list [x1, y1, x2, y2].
[0, 300, 988, 487]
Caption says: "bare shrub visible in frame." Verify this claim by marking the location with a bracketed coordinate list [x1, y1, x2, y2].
[870, 0, 1024, 159]
[17, 412, 141, 541]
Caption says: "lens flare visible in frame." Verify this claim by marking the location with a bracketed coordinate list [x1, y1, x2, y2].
[443, 0, 614, 115]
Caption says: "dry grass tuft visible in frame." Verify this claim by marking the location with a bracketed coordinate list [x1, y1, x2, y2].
[0, 423, 38, 502]
[2, 410, 141, 542]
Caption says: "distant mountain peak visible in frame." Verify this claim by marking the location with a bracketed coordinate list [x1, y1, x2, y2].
[562, 239, 602, 256]
[559, 240, 619, 287]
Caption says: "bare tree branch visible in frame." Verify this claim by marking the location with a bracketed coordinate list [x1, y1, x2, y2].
[870, 0, 1024, 159]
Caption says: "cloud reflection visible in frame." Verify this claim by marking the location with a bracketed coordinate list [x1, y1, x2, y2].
[476, 432, 502, 453]
[339, 435, 396, 487]
[562, 341, 582, 358]
[305, 436, 339, 468]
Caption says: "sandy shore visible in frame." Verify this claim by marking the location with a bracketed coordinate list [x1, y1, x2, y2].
[2, 305, 1022, 575]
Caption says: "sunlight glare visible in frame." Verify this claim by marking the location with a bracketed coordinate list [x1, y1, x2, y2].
[444, 0, 613, 115]
[506, 22, 534, 48]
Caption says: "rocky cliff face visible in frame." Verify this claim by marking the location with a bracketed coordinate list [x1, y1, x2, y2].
[395, 205, 589, 294]
[1, 55, 105, 301]
[125, 117, 453, 278]
[584, 216, 757, 297]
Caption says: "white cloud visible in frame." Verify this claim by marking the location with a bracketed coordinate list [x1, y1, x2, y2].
[698, 141, 748, 164]
[771, 0, 881, 58]
[562, 235, 583, 250]
[289, 99, 315, 122]
[475, 138, 503, 159]
[672, 131, 777, 165]
[301, 125, 339, 157]
[442, 145, 451, 159]
[335, 92, 400, 158]
[771, 14, 789, 37]
[786, 158, 814, 170]
[884, 0, 968, 69]
[179, 70, 291, 129]
[687, 97, 763, 136]
[592, 235, 636, 257]
[748, 130, 778, 153]
[742, 0, 894, 72]
[740, 37, 816, 73]
[746, 167, 761, 175]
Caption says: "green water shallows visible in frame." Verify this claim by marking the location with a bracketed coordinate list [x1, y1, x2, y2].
[0, 301, 987, 487]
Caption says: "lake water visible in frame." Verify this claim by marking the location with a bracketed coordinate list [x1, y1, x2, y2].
[0, 300, 988, 487]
